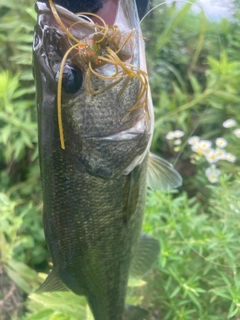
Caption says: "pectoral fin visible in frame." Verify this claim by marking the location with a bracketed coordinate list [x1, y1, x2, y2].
[130, 233, 160, 278]
[147, 152, 182, 190]
[123, 164, 142, 223]
[124, 305, 149, 320]
[36, 269, 68, 293]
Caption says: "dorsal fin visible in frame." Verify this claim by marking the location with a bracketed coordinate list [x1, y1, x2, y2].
[122, 165, 141, 223]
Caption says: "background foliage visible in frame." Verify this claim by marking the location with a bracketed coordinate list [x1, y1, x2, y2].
[0, 0, 240, 319]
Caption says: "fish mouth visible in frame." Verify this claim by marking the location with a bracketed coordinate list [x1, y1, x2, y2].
[53, 0, 139, 32]
[94, 0, 119, 26]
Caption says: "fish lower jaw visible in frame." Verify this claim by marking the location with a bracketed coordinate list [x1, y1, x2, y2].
[86, 114, 150, 142]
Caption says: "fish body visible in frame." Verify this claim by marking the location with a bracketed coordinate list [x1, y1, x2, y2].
[33, 1, 181, 319]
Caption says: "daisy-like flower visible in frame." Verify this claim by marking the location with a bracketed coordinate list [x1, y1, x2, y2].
[205, 150, 219, 163]
[225, 153, 237, 163]
[173, 130, 184, 138]
[229, 204, 240, 215]
[198, 140, 212, 150]
[188, 136, 200, 145]
[223, 119, 237, 128]
[203, 148, 214, 156]
[215, 137, 228, 148]
[174, 139, 182, 145]
[205, 165, 221, 183]
[215, 148, 226, 160]
[166, 131, 175, 140]
[207, 175, 219, 183]
[233, 128, 240, 138]
[191, 143, 203, 155]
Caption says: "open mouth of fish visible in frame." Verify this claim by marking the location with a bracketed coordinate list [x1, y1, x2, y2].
[93, 0, 119, 26]
[52, 0, 141, 35]
[52, 0, 135, 25]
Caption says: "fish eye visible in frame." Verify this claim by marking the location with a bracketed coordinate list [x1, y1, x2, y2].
[61, 64, 83, 94]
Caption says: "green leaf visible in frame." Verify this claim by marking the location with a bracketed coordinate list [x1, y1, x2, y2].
[213, 91, 240, 103]
[228, 305, 240, 318]
[128, 278, 147, 287]
[49, 314, 71, 320]
[24, 309, 54, 320]
[25, 7, 37, 21]
[0, 124, 12, 144]
[169, 285, 181, 298]
[86, 305, 94, 320]
[156, 2, 194, 51]
[6, 260, 40, 294]
[28, 292, 87, 319]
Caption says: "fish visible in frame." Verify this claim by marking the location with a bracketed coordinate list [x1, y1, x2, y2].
[32, 0, 182, 319]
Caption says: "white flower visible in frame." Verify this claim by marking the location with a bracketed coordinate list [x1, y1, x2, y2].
[205, 165, 221, 183]
[207, 175, 219, 183]
[191, 143, 203, 155]
[203, 148, 214, 156]
[166, 130, 184, 140]
[188, 136, 200, 145]
[198, 140, 212, 150]
[223, 119, 237, 128]
[215, 137, 228, 148]
[229, 204, 240, 214]
[166, 131, 175, 140]
[233, 128, 240, 138]
[174, 139, 182, 145]
[215, 148, 226, 160]
[225, 153, 237, 163]
[205, 150, 219, 163]
[173, 130, 184, 138]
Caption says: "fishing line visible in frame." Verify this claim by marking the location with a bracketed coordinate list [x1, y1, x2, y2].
[142, 1, 237, 268]
[140, 0, 222, 163]
[139, 1, 167, 24]
[76, 14, 95, 25]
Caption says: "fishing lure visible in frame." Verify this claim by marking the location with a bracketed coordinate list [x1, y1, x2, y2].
[49, 0, 149, 149]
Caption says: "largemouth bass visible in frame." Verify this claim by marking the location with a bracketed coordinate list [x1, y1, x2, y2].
[33, 1, 182, 319]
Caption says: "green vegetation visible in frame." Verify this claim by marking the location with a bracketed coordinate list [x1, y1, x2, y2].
[0, 0, 240, 319]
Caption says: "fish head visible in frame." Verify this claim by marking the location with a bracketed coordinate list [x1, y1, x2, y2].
[33, 0, 154, 178]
